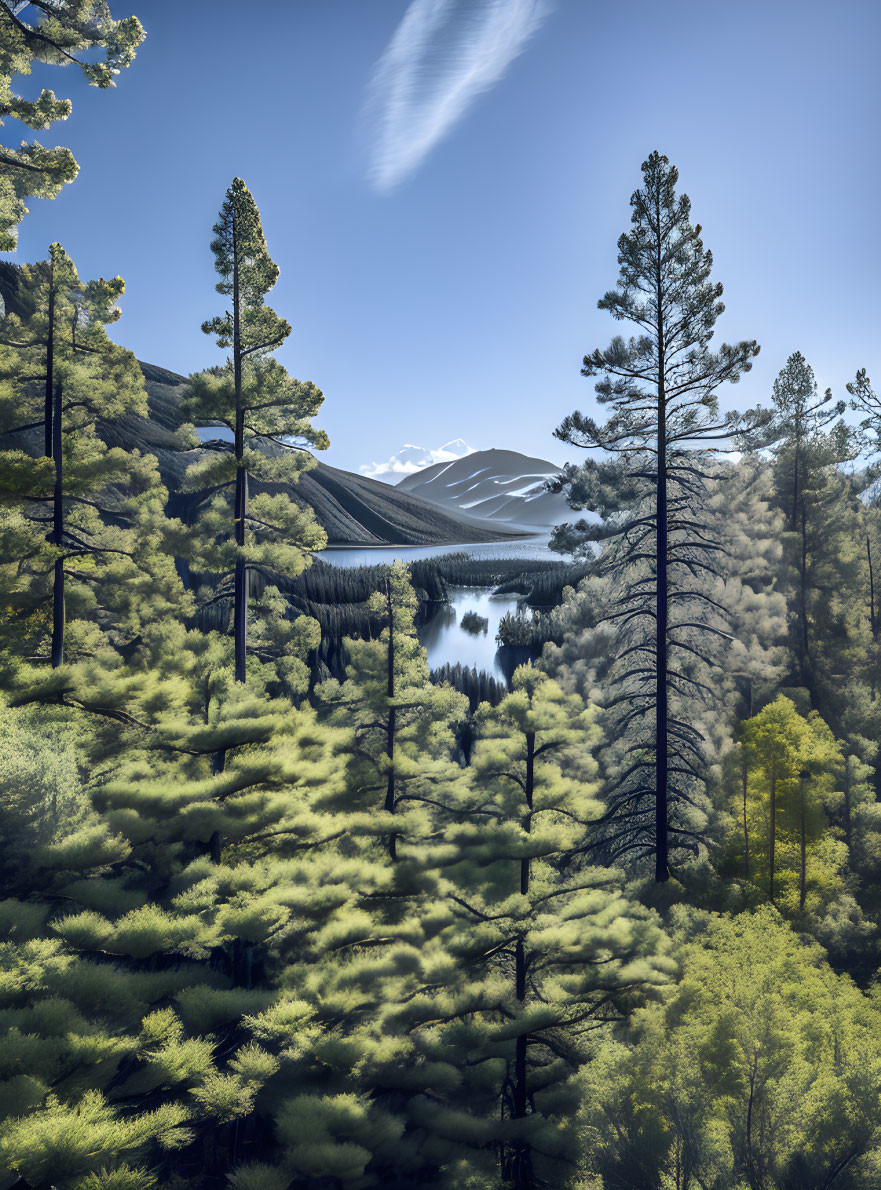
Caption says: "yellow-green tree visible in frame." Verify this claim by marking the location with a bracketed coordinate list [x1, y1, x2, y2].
[578, 907, 881, 1189]
[737, 695, 844, 917]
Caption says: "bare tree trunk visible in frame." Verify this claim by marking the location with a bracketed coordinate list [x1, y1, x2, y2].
[383, 578, 397, 860]
[232, 207, 248, 684]
[654, 203, 669, 883]
[50, 379, 64, 668]
[44, 251, 54, 459]
[769, 763, 777, 903]
[798, 770, 808, 911]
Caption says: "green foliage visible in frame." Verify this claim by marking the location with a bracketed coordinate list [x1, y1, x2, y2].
[0, 245, 191, 667]
[723, 697, 846, 913]
[551, 150, 767, 882]
[0, 1, 145, 248]
[412, 668, 673, 1185]
[4, 141, 881, 1190]
[579, 907, 881, 1189]
[186, 177, 329, 684]
[0, 1091, 191, 1186]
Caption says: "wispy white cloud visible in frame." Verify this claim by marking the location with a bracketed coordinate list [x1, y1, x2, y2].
[364, 0, 551, 192]
[360, 439, 474, 480]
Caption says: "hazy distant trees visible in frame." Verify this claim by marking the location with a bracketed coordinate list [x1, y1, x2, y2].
[763, 352, 854, 693]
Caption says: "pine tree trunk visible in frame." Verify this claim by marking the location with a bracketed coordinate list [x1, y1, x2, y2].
[232, 207, 248, 685]
[654, 208, 669, 884]
[44, 252, 54, 459]
[798, 493, 810, 681]
[741, 742, 750, 881]
[508, 730, 535, 1189]
[50, 379, 64, 668]
[769, 764, 777, 903]
[792, 435, 800, 532]
[384, 579, 397, 860]
[510, 935, 532, 1189]
[868, 534, 877, 639]
[799, 771, 807, 911]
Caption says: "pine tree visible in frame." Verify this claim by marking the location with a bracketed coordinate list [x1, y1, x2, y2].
[848, 366, 881, 480]
[237, 562, 473, 1188]
[768, 351, 844, 528]
[316, 560, 469, 860]
[192, 177, 329, 684]
[0, 243, 191, 671]
[413, 668, 671, 1189]
[0, 0, 145, 248]
[0, 613, 357, 1187]
[737, 695, 845, 918]
[0, 688, 283, 1189]
[764, 352, 856, 696]
[552, 151, 765, 881]
[0, 243, 189, 670]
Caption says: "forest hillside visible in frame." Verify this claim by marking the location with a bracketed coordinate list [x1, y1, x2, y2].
[1, 5, 881, 1187]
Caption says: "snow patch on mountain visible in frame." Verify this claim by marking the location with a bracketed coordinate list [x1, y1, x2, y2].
[360, 438, 474, 481]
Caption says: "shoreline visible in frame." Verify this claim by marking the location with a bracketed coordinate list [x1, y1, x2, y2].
[320, 533, 544, 552]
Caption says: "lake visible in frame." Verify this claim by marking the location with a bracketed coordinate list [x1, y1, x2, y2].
[319, 537, 551, 680]
[419, 586, 524, 680]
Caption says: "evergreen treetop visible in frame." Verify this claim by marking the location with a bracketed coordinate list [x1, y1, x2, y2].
[0, 0, 145, 249]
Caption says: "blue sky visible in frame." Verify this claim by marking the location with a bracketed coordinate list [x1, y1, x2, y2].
[9, 0, 881, 478]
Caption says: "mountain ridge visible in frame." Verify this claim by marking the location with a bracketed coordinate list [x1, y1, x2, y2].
[396, 447, 569, 529]
[126, 365, 525, 547]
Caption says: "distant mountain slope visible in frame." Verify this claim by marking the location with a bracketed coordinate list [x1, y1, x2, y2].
[120, 365, 523, 546]
[0, 257, 525, 546]
[396, 448, 569, 529]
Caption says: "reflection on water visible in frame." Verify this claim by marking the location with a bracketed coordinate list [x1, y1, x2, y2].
[419, 587, 523, 681]
[320, 536, 556, 569]
[317, 539, 557, 683]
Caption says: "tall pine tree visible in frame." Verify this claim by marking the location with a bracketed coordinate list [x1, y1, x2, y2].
[192, 177, 328, 684]
[553, 151, 765, 881]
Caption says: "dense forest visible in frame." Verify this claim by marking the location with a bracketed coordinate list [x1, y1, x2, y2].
[3, 5, 881, 1189]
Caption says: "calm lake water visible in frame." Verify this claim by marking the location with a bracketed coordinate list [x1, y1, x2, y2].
[419, 586, 523, 680]
[319, 538, 550, 679]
